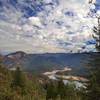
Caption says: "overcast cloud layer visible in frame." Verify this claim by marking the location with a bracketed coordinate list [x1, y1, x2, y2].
[0, 0, 99, 54]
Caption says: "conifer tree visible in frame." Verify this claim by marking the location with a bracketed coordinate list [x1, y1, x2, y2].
[86, 17, 100, 100]
[93, 17, 100, 51]
[46, 80, 58, 100]
[57, 79, 66, 100]
[11, 67, 27, 95]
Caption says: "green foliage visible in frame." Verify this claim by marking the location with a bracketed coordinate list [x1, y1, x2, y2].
[93, 18, 100, 51]
[0, 57, 45, 100]
[46, 81, 58, 100]
[46, 79, 84, 100]
[11, 67, 27, 95]
[86, 53, 100, 100]
[86, 17, 100, 100]
[0, 55, 86, 100]
[57, 79, 66, 99]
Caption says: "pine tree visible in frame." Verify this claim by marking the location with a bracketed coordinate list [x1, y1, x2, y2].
[46, 80, 58, 100]
[11, 67, 27, 95]
[86, 17, 100, 100]
[93, 17, 100, 51]
[57, 79, 66, 100]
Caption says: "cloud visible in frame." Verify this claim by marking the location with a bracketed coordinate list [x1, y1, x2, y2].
[28, 16, 42, 26]
[0, 0, 98, 53]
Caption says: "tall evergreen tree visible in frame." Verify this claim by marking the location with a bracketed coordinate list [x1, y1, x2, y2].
[93, 17, 100, 51]
[46, 80, 58, 100]
[11, 67, 27, 95]
[86, 17, 100, 100]
[57, 79, 66, 100]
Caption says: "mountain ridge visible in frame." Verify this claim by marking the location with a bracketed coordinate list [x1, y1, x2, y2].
[3, 51, 100, 76]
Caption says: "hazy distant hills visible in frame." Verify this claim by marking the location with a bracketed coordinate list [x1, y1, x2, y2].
[3, 51, 100, 76]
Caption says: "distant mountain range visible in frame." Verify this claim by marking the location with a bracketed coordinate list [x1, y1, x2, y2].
[2, 51, 100, 76]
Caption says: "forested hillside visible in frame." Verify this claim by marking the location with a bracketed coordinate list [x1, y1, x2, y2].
[0, 55, 86, 100]
[0, 55, 45, 100]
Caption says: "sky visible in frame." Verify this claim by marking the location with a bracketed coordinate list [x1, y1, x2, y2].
[0, 0, 100, 54]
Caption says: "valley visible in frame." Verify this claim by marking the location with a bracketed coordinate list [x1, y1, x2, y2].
[4, 51, 100, 76]
[43, 67, 89, 88]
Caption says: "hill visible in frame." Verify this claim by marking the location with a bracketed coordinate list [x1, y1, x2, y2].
[3, 52, 100, 76]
